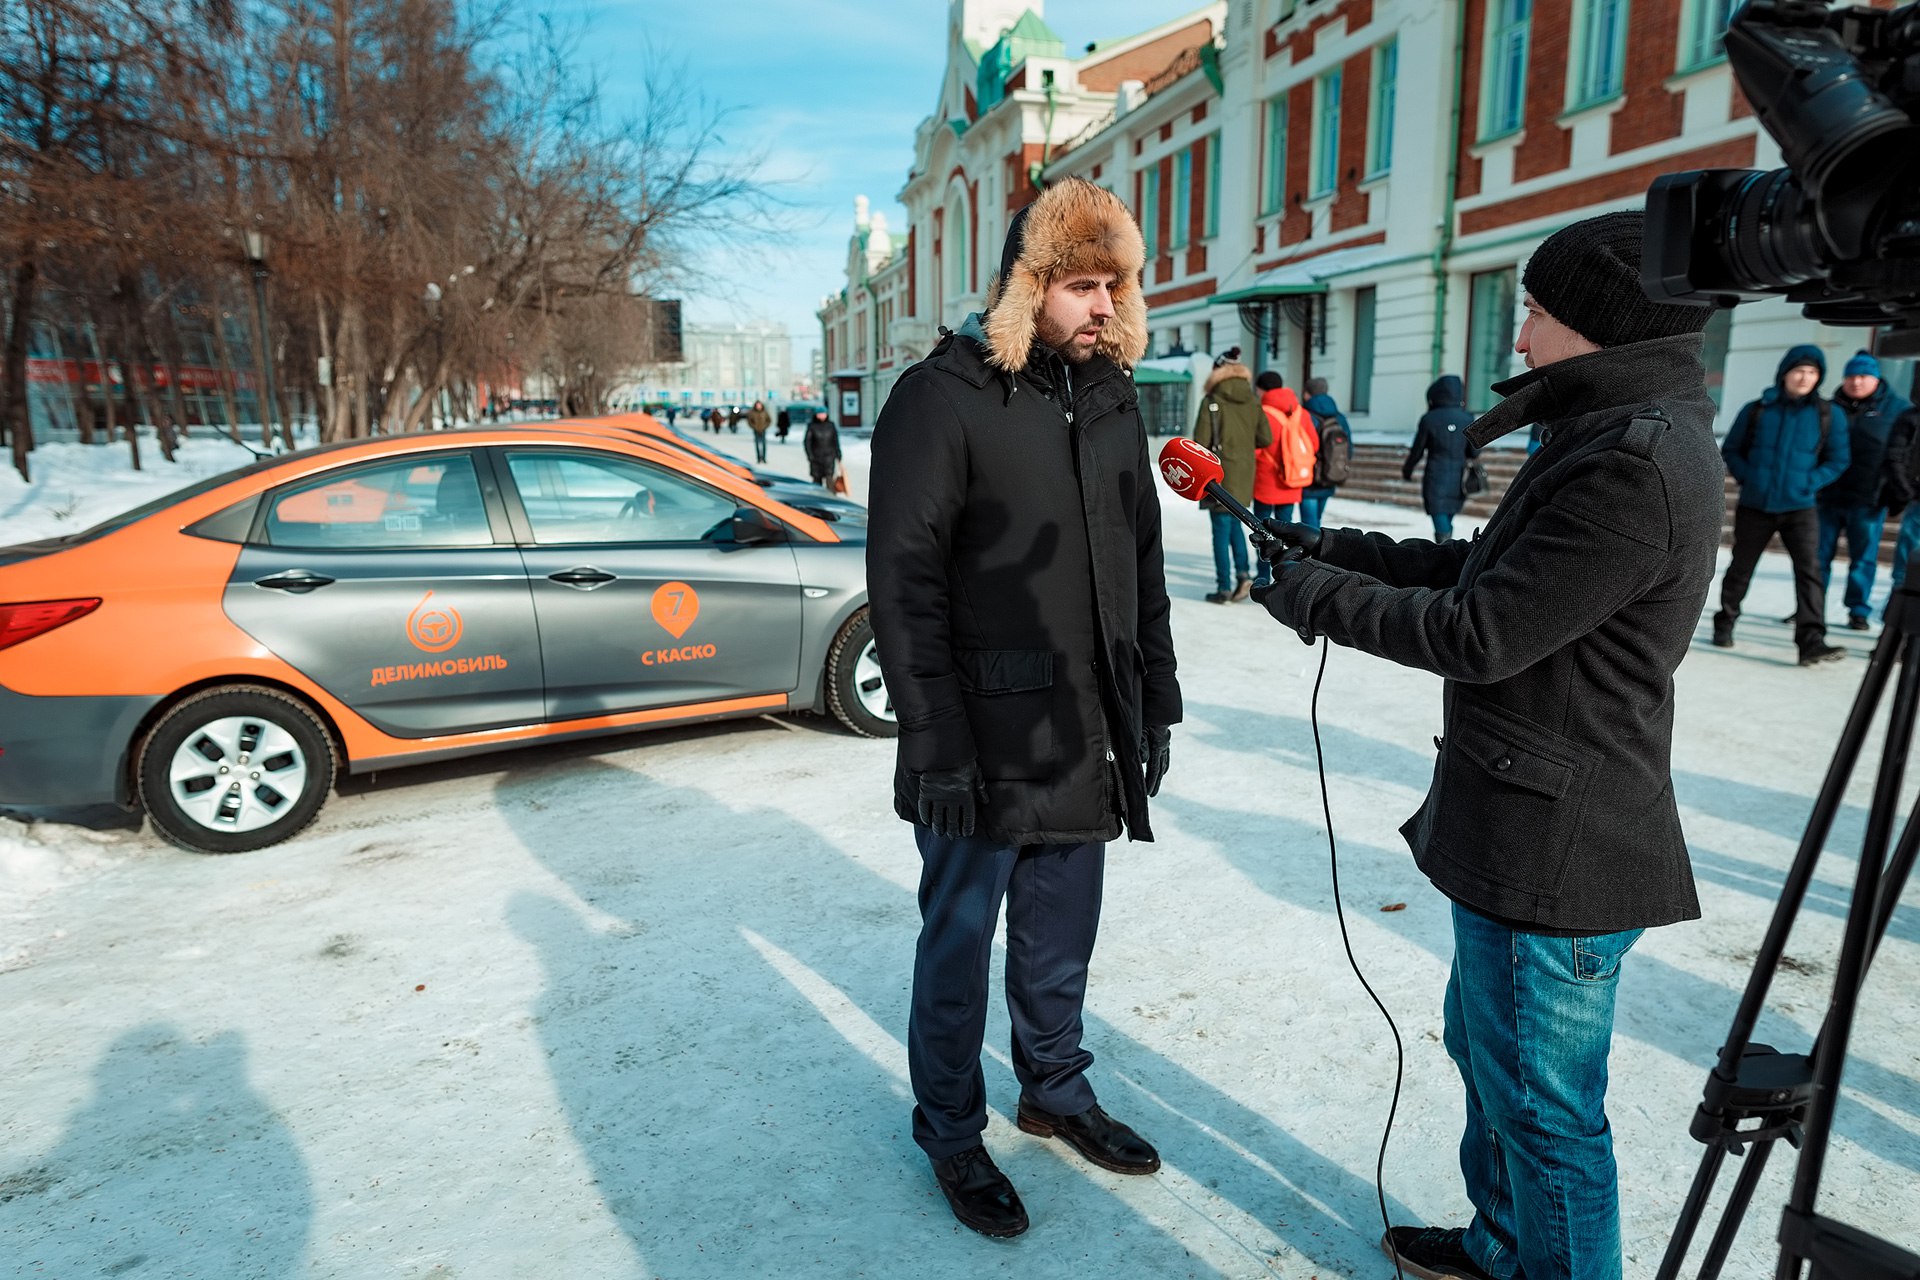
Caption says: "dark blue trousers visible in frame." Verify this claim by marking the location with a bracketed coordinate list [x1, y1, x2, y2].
[908, 826, 1105, 1159]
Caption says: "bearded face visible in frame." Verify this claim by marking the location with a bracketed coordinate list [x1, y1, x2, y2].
[1036, 273, 1119, 364]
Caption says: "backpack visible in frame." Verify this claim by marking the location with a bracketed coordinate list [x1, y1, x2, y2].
[1310, 411, 1352, 486]
[1265, 405, 1318, 489]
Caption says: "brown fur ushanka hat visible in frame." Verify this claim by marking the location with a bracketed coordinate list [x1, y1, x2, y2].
[982, 177, 1148, 372]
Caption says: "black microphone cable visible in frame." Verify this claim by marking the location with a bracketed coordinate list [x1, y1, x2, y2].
[1307, 634, 1408, 1280]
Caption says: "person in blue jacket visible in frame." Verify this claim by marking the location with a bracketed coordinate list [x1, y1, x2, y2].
[1712, 345, 1851, 664]
[1300, 378, 1351, 529]
[1819, 351, 1917, 630]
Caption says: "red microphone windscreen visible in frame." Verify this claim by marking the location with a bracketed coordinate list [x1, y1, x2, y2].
[1158, 436, 1223, 502]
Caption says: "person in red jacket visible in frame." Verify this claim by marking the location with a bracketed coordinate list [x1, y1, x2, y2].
[1252, 370, 1318, 590]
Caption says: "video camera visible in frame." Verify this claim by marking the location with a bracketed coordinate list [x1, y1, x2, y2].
[1643, 0, 1920, 353]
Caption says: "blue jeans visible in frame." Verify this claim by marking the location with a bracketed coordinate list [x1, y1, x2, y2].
[1253, 501, 1294, 587]
[1817, 503, 1887, 622]
[1446, 904, 1642, 1280]
[1299, 488, 1330, 530]
[1884, 505, 1920, 617]
[1433, 512, 1456, 540]
[1210, 510, 1249, 593]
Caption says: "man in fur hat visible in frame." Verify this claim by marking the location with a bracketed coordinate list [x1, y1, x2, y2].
[867, 177, 1181, 1240]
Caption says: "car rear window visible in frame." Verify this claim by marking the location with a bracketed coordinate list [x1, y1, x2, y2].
[263, 454, 494, 549]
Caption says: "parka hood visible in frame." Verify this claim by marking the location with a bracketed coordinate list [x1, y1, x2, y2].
[982, 177, 1149, 374]
[1205, 362, 1254, 397]
[1303, 392, 1341, 419]
[1426, 375, 1465, 409]
[1776, 344, 1827, 386]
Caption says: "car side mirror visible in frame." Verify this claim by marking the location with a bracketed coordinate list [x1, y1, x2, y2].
[723, 507, 788, 545]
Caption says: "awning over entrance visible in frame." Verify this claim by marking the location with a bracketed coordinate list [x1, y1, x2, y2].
[1212, 244, 1396, 305]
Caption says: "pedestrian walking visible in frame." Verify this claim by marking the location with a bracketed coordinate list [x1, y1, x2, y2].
[1712, 344, 1851, 664]
[1252, 371, 1317, 591]
[662, 404, 678, 426]
[1300, 377, 1352, 529]
[747, 399, 772, 463]
[803, 410, 841, 489]
[1404, 375, 1478, 540]
[1818, 351, 1916, 629]
[1190, 347, 1271, 603]
[776, 405, 792, 442]
[1253, 209, 1727, 1280]
[867, 177, 1179, 1242]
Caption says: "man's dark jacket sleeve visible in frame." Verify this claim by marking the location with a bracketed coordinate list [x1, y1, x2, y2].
[1134, 424, 1181, 729]
[866, 372, 976, 773]
[1268, 451, 1669, 683]
[1313, 525, 1474, 591]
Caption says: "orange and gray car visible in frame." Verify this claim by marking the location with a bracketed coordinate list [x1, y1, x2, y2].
[0, 423, 891, 853]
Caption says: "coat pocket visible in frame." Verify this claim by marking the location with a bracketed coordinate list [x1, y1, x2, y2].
[1429, 702, 1599, 899]
[954, 649, 1056, 781]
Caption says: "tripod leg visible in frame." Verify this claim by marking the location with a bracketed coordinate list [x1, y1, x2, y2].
[1658, 1143, 1731, 1280]
[1867, 796, 1920, 977]
[1779, 627, 1920, 1280]
[1698, 1139, 1777, 1280]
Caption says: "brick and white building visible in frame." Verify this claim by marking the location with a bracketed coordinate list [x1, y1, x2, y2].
[823, 0, 1908, 435]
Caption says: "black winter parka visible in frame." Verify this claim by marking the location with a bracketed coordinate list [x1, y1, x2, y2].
[1404, 375, 1478, 517]
[1261, 335, 1725, 933]
[866, 318, 1182, 845]
[1821, 382, 1918, 512]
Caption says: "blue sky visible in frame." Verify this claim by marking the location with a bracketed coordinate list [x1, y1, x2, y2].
[559, 0, 1199, 368]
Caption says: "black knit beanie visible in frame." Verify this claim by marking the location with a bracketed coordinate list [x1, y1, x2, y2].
[1522, 210, 1714, 348]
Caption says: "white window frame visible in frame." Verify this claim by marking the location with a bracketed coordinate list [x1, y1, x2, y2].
[1569, 0, 1629, 110]
[1679, 0, 1735, 70]
[1262, 96, 1288, 215]
[1171, 148, 1192, 250]
[1481, 0, 1531, 141]
[1367, 38, 1398, 178]
[1142, 165, 1161, 257]
[1311, 68, 1342, 198]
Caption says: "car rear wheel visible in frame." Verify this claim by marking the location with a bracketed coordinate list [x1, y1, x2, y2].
[138, 686, 337, 854]
[825, 609, 897, 739]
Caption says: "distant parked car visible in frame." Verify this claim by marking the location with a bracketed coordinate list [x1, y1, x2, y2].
[0, 424, 894, 853]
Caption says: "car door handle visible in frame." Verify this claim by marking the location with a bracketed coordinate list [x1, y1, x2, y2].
[253, 570, 336, 593]
[548, 567, 617, 588]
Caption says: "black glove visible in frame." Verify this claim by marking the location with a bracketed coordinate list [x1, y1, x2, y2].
[915, 760, 983, 838]
[1142, 724, 1171, 797]
[1255, 517, 1321, 562]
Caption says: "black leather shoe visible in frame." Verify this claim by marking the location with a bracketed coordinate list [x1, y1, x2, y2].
[1800, 642, 1847, 666]
[1381, 1225, 1496, 1279]
[929, 1146, 1028, 1238]
[1016, 1100, 1160, 1174]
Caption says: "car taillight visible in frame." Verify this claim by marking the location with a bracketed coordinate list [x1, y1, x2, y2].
[0, 599, 102, 652]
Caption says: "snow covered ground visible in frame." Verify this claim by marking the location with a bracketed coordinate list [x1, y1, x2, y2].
[2, 427, 1916, 1278]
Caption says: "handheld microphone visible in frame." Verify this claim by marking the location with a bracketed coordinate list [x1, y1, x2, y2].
[1156, 437, 1271, 542]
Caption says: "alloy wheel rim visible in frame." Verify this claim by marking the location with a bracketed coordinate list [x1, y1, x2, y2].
[854, 640, 895, 722]
[168, 715, 308, 833]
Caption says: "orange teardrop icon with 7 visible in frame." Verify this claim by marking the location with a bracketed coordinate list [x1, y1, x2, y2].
[651, 581, 699, 639]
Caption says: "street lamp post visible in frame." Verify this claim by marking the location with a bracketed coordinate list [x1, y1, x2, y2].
[244, 230, 284, 448]
[423, 281, 443, 428]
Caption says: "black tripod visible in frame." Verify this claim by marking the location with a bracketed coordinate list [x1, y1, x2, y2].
[1658, 566, 1920, 1280]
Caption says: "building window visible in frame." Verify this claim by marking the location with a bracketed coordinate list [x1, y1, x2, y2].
[1700, 306, 1733, 409]
[1311, 69, 1342, 197]
[1142, 166, 1161, 256]
[1172, 149, 1192, 250]
[1680, 0, 1735, 69]
[1465, 267, 1517, 412]
[1482, 0, 1531, 140]
[1205, 134, 1222, 237]
[1262, 96, 1288, 215]
[1571, 0, 1628, 108]
[1350, 286, 1377, 413]
[1368, 39, 1397, 177]
[944, 193, 970, 302]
